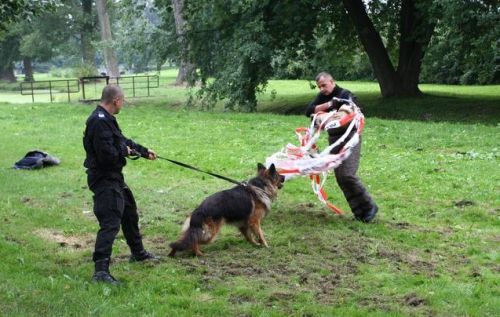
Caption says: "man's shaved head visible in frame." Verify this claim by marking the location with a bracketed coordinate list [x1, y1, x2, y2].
[101, 85, 124, 104]
[315, 72, 334, 82]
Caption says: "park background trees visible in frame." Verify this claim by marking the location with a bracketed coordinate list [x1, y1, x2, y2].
[179, 0, 499, 110]
[0, 0, 172, 82]
[0, 0, 498, 109]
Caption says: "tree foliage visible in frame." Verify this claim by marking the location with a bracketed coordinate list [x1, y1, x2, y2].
[182, 0, 321, 111]
[421, 0, 499, 85]
[0, 0, 59, 35]
[0, 0, 100, 81]
[1, 0, 497, 99]
[0, 0, 62, 81]
[115, 0, 174, 73]
[1, 0, 174, 81]
[176, 0, 499, 110]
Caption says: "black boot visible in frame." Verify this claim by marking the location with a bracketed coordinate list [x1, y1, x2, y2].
[354, 204, 379, 223]
[129, 250, 161, 263]
[92, 258, 120, 285]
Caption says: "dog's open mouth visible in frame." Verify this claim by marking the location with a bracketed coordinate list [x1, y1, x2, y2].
[278, 175, 285, 189]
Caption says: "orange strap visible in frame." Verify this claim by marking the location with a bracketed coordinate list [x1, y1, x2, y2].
[310, 175, 344, 215]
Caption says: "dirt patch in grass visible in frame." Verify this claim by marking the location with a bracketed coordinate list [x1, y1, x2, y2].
[166, 215, 464, 308]
[403, 292, 426, 306]
[172, 232, 371, 305]
[229, 293, 256, 304]
[358, 294, 394, 312]
[145, 235, 169, 252]
[358, 292, 429, 314]
[35, 228, 93, 250]
[454, 199, 475, 208]
[376, 246, 438, 276]
[387, 221, 456, 237]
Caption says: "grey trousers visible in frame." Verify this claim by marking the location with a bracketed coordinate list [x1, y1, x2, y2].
[330, 136, 376, 216]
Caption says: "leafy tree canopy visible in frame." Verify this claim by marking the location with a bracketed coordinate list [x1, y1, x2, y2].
[177, 0, 499, 111]
[0, 0, 60, 36]
[115, 0, 175, 73]
[182, 0, 322, 111]
[421, 0, 500, 85]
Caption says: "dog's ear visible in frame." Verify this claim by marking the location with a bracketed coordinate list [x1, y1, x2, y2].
[268, 163, 277, 175]
[257, 163, 266, 173]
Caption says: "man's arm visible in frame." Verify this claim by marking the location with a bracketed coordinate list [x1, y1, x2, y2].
[124, 138, 157, 160]
[313, 102, 332, 113]
[305, 94, 334, 117]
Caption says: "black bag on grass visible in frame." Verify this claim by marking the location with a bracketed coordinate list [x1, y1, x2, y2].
[14, 150, 60, 170]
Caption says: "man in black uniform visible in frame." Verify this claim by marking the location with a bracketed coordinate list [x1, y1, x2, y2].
[83, 85, 159, 285]
[305, 72, 378, 222]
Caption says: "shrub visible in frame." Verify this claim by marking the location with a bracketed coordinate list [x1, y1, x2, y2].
[0, 80, 21, 91]
[72, 63, 97, 78]
[49, 67, 73, 78]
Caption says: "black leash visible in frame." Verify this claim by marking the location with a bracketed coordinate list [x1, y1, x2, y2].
[156, 156, 246, 186]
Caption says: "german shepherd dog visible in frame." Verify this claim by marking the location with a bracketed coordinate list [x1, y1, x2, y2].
[168, 163, 284, 256]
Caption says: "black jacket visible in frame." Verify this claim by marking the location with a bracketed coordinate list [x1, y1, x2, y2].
[83, 106, 148, 187]
[304, 85, 360, 117]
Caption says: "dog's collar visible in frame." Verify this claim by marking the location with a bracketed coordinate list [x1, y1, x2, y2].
[246, 184, 273, 210]
[246, 183, 275, 199]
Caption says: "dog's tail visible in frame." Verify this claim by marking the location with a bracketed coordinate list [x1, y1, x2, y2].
[168, 213, 204, 256]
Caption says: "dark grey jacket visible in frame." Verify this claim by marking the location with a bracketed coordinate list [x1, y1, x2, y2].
[83, 106, 148, 188]
[304, 85, 359, 117]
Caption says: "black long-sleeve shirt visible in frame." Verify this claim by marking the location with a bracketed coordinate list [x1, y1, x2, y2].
[83, 106, 148, 187]
[304, 85, 359, 117]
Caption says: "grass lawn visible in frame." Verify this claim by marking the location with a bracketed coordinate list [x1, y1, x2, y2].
[0, 80, 498, 316]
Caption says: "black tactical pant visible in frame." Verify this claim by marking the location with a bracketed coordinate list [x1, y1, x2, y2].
[91, 179, 144, 262]
[329, 134, 376, 216]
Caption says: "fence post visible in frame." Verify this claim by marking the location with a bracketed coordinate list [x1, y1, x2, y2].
[81, 78, 86, 100]
[67, 80, 71, 102]
[30, 82, 34, 103]
[147, 76, 150, 96]
[49, 81, 53, 102]
[132, 76, 136, 97]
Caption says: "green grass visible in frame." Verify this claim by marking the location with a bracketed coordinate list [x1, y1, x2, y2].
[0, 81, 499, 316]
[260, 81, 500, 124]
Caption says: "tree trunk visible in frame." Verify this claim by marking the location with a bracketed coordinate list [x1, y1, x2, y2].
[23, 57, 34, 82]
[0, 63, 16, 82]
[342, 0, 401, 96]
[81, 0, 97, 72]
[175, 60, 191, 84]
[342, 0, 430, 97]
[396, 0, 435, 95]
[96, 0, 119, 77]
[172, 0, 193, 85]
